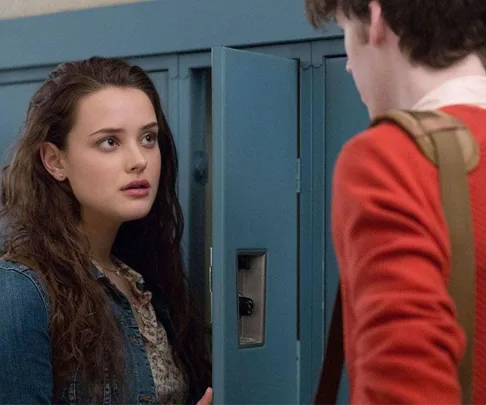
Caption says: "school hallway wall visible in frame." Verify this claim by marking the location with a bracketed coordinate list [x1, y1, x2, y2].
[0, 0, 146, 19]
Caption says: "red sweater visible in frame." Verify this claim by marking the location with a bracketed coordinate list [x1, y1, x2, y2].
[331, 105, 486, 404]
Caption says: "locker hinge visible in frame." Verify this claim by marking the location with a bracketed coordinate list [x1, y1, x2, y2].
[296, 341, 301, 400]
[296, 158, 301, 193]
[209, 247, 213, 324]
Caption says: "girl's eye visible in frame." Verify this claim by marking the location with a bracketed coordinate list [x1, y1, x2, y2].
[99, 138, 118, 150]
[141, 132, 157, 146]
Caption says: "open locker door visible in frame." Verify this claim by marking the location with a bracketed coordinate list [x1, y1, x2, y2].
[211, 46, 299, 404]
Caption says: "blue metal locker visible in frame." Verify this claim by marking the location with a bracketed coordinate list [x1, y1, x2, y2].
[211, 46, 299, 404]
[0, 82, 42, 165]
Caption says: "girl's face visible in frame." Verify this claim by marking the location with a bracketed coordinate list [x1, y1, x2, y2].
[53, 86, 161, 228]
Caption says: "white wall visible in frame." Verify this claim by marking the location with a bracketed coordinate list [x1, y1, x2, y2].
[0, 0, 148, 19]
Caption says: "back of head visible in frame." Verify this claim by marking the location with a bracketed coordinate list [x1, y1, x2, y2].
[306, 0, 486, 68]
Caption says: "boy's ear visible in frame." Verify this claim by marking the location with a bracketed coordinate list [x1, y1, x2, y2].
[368, 0, 386, 47]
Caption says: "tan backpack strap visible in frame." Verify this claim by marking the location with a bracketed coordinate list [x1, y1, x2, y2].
[371, 110, 477, 404]
[372, 110, 479, 172]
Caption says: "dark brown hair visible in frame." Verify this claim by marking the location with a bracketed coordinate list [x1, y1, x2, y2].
[305, 0, 486, 68]
[1, 56, 211, 402]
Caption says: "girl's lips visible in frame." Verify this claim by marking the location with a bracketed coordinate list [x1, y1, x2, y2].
[122, 188, 150, 197]
[121, 179, 150, 191]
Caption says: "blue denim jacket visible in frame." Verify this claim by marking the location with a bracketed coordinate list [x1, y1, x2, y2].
[0, 259, 196, 405]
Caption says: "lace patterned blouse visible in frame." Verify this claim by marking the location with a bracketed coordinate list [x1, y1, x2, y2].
[116, 259, 189, 404]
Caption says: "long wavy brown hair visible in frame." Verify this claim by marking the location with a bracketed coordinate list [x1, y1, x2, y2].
[0, 56, 211, 402]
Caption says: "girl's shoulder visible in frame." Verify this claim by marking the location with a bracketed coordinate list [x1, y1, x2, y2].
[0, 259, 51, 316]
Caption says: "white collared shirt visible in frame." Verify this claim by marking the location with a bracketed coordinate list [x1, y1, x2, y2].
[413, 75, 486, 111]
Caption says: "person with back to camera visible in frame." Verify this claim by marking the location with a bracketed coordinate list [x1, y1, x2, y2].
[306, 0, 486, 403]
[0, 56, 213, 405]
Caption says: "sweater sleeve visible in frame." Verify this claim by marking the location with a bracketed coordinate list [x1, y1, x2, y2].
[331, 125, 466, 404]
